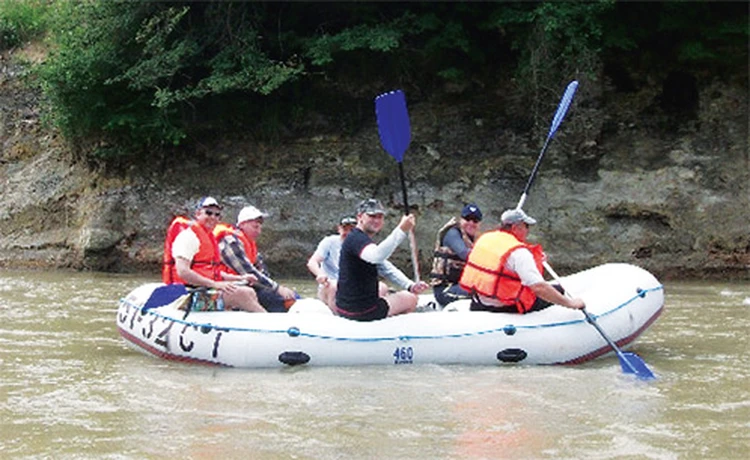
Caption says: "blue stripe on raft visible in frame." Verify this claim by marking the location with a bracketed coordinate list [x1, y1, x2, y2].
[122, 285, 664, 344]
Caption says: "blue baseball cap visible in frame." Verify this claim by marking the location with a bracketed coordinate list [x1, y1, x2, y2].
[461, 204, 482, 221]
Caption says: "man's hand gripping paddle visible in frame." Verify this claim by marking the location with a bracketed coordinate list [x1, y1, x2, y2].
[375, 90, 420, 282]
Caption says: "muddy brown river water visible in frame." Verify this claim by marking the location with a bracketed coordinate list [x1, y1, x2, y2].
[0, 270, 748, 459]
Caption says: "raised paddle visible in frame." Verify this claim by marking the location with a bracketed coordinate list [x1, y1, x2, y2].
[516, 80, 578, 210]
[375, 89, 420, 282]
[512, 80, 655, 379]
[543, 262, 656, 380]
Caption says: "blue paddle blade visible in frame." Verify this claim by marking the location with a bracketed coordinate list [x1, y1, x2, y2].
[582, 308, 656, 381]
[143, 283, 188, 310]
[619, 352, 657, 380]
[375, 90, 412, 163]
[548, 80, 578, 137]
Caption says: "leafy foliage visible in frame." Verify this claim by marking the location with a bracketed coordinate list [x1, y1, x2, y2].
[0, 0, 49, 50]
[660, 2, 749, 67]
[26, 1, 749, 166]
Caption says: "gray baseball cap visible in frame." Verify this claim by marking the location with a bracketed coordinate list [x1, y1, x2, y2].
[340, 216, 357, 226]
[500, 208, 537, 225]
[356, 199, 386, 216]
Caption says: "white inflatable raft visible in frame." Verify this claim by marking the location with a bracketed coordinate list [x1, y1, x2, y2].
[116, 263, 664, 368]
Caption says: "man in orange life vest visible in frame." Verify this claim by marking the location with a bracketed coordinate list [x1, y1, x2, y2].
[165, 197, 266, 313]
[214, 205, 298, 312]
[459, 208, 585, 313]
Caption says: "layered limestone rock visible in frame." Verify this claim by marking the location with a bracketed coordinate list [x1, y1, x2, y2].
[1, 49, 747, 279]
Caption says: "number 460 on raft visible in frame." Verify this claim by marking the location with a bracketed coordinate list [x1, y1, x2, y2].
[393, 346, 414, 364]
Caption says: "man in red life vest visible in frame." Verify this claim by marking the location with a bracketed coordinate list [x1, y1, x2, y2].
[169, 197, 266, 313]
[459, 208, 585, 313]
[214, 205, 298, 312]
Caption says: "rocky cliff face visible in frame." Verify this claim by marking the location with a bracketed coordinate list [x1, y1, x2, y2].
[1, 46, 748, 280]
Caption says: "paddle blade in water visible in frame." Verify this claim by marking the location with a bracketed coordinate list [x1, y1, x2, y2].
[578, 304, 657, 381]
[143, 283, 188, 310]
[619, 352, 657, 380]
[375, 90, 411, 163]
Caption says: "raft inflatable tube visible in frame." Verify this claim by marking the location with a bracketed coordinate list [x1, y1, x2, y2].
[116, 263, 664, 368]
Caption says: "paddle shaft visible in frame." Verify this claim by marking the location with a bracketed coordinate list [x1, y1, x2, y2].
[545, 262, 627, 362]
[399, 163, 410, 212]
[543, 261, 653, 378]
[516, 81, 578, 210]
[399, 162, 421, 282]
[374, 89, 420, 283]
[580, 308, 639, 371]
[511, 81, 653, 379]
[517, 135, 552, 210]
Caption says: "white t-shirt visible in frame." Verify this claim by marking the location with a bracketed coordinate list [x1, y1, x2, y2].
[476, 246, 544, 306]
[506, 247, 545, 286]
[313, 234, 343, 280]
[172, 227, 201, 262]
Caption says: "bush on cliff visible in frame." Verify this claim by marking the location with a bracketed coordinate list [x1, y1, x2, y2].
[0, 0, 48, 50]
[24, 1, 749, 167]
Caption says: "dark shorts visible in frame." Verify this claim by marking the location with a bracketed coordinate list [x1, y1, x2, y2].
[433, 283, 470, 307]
[255, 286, 288, 313]
[469, 299, 518, 313]
[335, 298, 390, 322]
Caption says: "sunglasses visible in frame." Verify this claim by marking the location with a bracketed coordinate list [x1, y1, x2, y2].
[463, 216, 481, 223]
[204, 209, 222, 217]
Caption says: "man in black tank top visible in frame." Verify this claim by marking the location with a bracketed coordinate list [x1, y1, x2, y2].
[335, 199, 429, 321]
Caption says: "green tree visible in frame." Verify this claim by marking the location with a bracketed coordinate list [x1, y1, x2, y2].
[0, 0, 49, 50]
[31, 1, 747, 166]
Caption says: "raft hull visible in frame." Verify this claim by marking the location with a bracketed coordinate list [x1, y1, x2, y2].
[116, 263, 664, 368]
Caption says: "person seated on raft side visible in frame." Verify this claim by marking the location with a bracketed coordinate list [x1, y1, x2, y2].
[429, 203, 483, 308]
[165, 197, 266, 313]
[306, 215, 357, 310]
[307, 215, 399, 311]
[459, 208, 585, 313]
[213, 205, 299, 312]
[335, 199, 430, 322]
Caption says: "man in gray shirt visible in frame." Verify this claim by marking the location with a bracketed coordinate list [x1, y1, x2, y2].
[429, 204, 482, 307]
